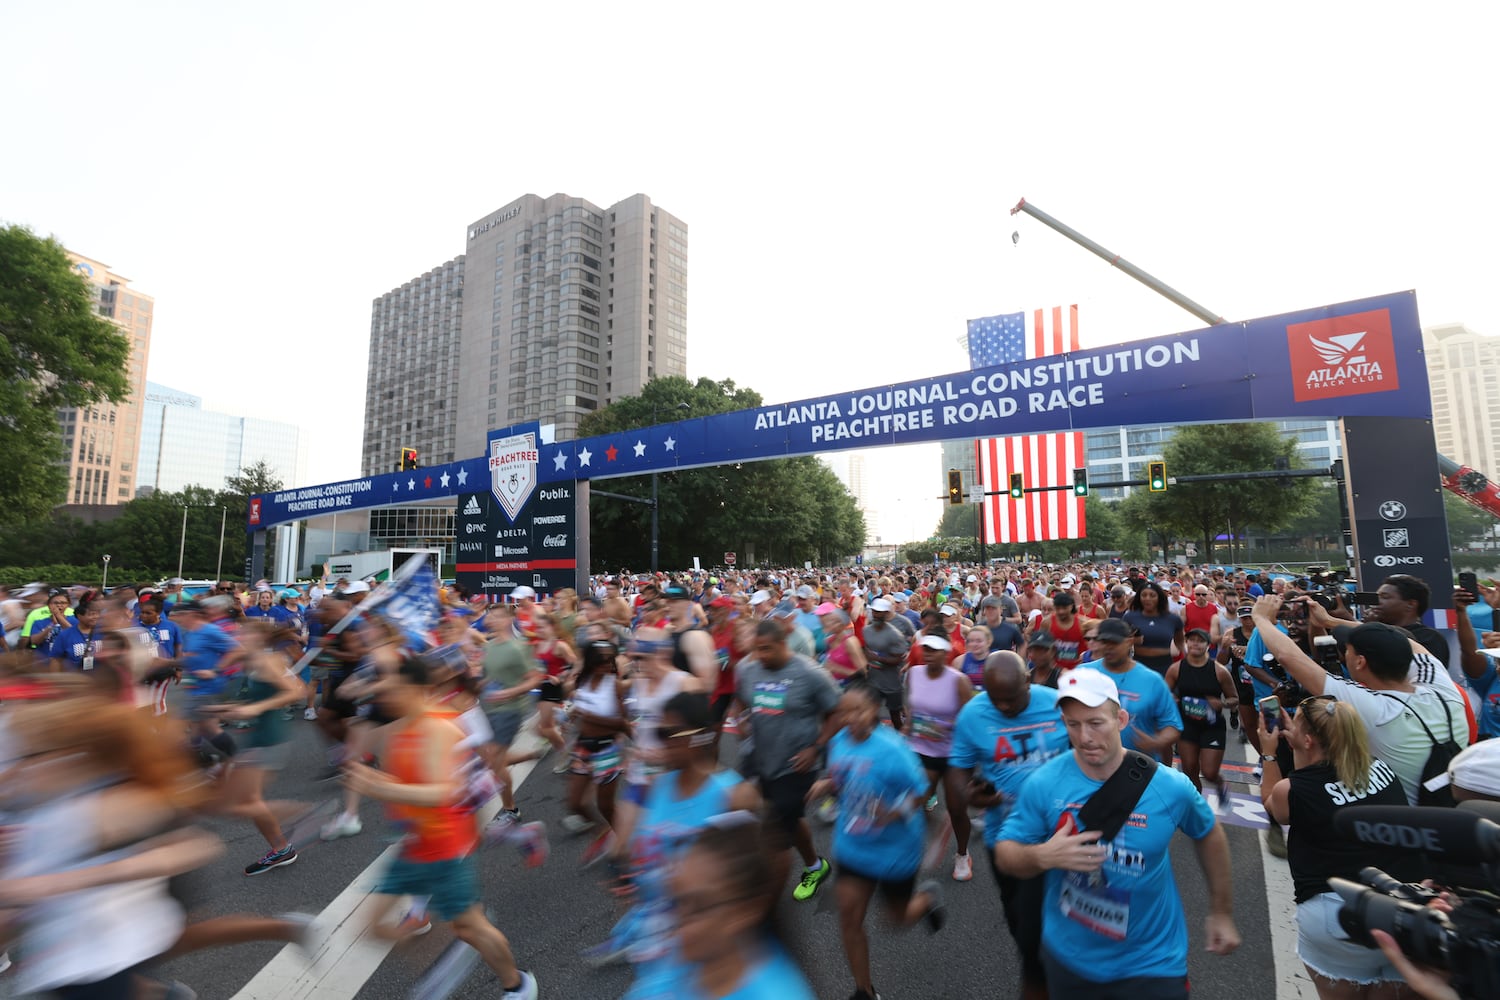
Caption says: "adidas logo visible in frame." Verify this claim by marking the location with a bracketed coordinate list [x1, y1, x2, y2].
[463, 496, 482, 515]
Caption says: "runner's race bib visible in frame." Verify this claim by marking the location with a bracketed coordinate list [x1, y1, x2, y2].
[1059, 870, 1130, 941]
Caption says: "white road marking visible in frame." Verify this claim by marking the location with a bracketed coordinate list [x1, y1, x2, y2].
[230, 725, 546, 1000]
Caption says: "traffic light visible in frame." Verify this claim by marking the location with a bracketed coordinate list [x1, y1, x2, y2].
[1008, 472, 1024, 499]
[1147, 461, 1167, 492]
[401, 447, 419, 471]
[946, 469, 963, 506]
[1073, 468, 1089, 497]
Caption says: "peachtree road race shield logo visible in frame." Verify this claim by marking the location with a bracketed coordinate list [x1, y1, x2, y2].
[489, 432, 538, 523]
[1286, 308, 1399, 403]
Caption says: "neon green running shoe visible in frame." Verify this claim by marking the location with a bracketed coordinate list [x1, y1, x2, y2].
[793, 858, 832, 901]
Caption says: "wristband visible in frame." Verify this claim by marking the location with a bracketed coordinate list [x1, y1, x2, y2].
[1260, 754, 1279, 764]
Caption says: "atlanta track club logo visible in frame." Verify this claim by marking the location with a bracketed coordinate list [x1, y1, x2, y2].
[1285, 309, 1399, 404]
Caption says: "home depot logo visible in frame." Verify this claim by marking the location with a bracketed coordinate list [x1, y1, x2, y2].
[1286, 309, 1399, 403]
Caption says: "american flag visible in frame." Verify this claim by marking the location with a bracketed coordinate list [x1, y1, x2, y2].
[966, 306, 1086, 545]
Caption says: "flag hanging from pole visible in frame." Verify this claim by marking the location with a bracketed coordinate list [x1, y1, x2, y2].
[965, 306, 1086, 545]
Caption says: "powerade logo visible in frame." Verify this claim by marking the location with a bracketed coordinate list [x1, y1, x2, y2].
[1286, 309, 1399, 403]
[462, 496, 482, 515]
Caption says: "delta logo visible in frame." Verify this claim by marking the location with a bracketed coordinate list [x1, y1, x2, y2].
[1286, 309, 1399, 403]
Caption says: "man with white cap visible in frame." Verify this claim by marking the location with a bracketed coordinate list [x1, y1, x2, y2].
[996, 668, 1240, 999]
[509, 585, 538, 637]
[863, 597, 911, 729]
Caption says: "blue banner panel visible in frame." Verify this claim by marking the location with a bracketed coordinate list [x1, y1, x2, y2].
[248, 292, 1427, 530]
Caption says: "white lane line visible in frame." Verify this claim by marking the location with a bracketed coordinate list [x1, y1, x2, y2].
[231, 725, 546, 1000]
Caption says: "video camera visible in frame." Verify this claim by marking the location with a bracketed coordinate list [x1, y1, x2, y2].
[1300, 566, 1353, 610]
[1328, 804, 1500, 998]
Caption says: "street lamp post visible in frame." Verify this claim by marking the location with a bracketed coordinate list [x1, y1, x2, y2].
[101, 554, 111, 592]
[215, 506, 227, 582]
[177, 505, 189, 579]
[649, 401, 691, 573]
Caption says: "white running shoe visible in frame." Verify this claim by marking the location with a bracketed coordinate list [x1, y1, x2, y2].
[303, 707, 317, 721]
[560, 813, 594, 835]
[320, 812, 363, 841]
[952, 853, 973, 882]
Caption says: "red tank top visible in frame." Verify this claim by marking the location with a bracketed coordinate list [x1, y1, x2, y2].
[386, 712, 478, 861]
[1043, 614, 1086, 669]
[535, 641, 569, 678]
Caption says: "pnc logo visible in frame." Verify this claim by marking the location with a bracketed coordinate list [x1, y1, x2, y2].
[1286, 309, 1399, 403]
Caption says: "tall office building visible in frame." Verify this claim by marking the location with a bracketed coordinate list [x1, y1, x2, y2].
[361, 193, 686, 474]
[362, 258, 465, 475]
[1425, 323, 1500, 476]
[136, 381, 307, 495]
[57, 252, 152, 504]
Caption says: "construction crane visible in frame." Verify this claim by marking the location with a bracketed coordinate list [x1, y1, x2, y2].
[1010, 197, 1500, 521]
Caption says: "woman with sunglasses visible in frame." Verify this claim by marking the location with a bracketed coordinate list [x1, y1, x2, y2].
[1258, 695, 1414, 998]
[607, 692, 760, 994]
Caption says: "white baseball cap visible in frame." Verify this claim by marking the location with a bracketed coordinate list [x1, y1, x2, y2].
[1057, 668, 1120, 708]
[749, 589, 772, 606]
[919, 634, 952, 651]
[342, 580, 370, 595]
[870, 597, 893, 612]
[510, 585, 536, 600]
[939, 604, 959, 617]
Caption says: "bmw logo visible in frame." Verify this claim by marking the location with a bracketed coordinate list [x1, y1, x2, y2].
[1378, 501, 1406, 522]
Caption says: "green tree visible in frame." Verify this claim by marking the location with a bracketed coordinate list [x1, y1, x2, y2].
[577, 377, 866, 569]
[934, 502, 978, 538]
[1122, 424, 1319, 561]
[0, 226, 132, 521]
[1445, 489, 1498, 552]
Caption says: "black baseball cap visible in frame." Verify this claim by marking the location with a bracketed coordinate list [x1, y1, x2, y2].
[1185, 627, 1212, 641]
[1093, 618, 1133, 642]
[1026, 631, 1056, 648]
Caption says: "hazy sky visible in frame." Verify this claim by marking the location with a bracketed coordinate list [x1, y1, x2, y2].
[7, 3, 1495, 542]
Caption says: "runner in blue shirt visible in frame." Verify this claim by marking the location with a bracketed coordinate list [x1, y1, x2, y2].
[48, 599, 104, 671]
[949, 651, 1072, 999]
[806, 682, 944, 1000]
[1078, 618, 1182, 761]
[173, 601, 246, 763]
[136, 600, 182, 658]
[996, 668, 1241, 999]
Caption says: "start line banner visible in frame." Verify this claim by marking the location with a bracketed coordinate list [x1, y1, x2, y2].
[247, 291, 1428, 529]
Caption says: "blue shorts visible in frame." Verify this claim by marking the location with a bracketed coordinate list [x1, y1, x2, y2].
[1298, 891, 1405, 985]
[374, 854, 480, 922]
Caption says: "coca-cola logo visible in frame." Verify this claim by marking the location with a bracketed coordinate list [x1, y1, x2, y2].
[542, 533, 568, 548]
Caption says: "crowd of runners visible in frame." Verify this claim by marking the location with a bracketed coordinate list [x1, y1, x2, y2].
[1, 560, 1496, 999]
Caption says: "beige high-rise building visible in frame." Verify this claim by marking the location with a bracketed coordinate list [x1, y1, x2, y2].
[58, 252, 152, 504]
[362, 193, 687, 474]
[1425, 323, 1500, 475]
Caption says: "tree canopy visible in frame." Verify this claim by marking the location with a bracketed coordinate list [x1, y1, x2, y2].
[0, 225, 132, 520]
[577, 376, 866, 569]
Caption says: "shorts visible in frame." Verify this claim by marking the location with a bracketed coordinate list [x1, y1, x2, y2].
[538, 678, 565, 704]
[1297, 891, 1405, 985]
[709, 692, 735, 725]
[988, 850, 1046, 987]
[874, 686, 904, 721]
[51, 966, 144, 1000]
[837, 860, 917, 906]
[1179, 719, 1227, 750]
[485, 709, 527, 748]
[570, 735, 623, 784]
[1041, 949, 1187, 1000]
[321, 674, 359, 719]
[761, 770, 818, 837]
[917, 753, 948, 775]
[374, 854, 480, 922]
[236, 743, 290, 771]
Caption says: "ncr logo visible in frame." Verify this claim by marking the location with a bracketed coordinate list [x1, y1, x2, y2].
[1286, 309, 1399, 403]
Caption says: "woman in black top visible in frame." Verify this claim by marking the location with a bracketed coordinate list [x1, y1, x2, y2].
[1122, 581, 1184, 675]
[1259, 696, 1412, 998]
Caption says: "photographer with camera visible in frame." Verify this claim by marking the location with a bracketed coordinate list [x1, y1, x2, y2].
[1258, 694, 1414, 997]
[1251, 595, 1469, 808]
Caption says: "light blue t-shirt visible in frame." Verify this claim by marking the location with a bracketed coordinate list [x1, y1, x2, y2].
[948, 687, 1071, 846]
[1462, 660, 1500, 739]
[828, 724, 928, 880]
[1243, 623, 1290, 701]
[1078, 662, 1183, 756]
[627, 945, 815, 1000]
[997, 752, 1217, 982]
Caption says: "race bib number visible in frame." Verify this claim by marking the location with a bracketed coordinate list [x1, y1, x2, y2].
[1059, 870, 1131, 941]
[752, 688, 788, 712]
[910, 713, 948, 743]
[1181, 696, 1208, 722]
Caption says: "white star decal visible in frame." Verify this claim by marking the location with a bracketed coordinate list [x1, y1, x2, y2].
[553, 452, 568, 471]
[633, 440, 646, 458]
[407, 478, 416, 491]
[439, 471, 450, 488]
[392, 480, 399, 491]
[578, 447, 592, 467]
[664, 436, 676, 452]
[456, 467, 468, 485]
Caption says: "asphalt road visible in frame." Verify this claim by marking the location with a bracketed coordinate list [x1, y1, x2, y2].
[95, 720, 1286, 1000]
